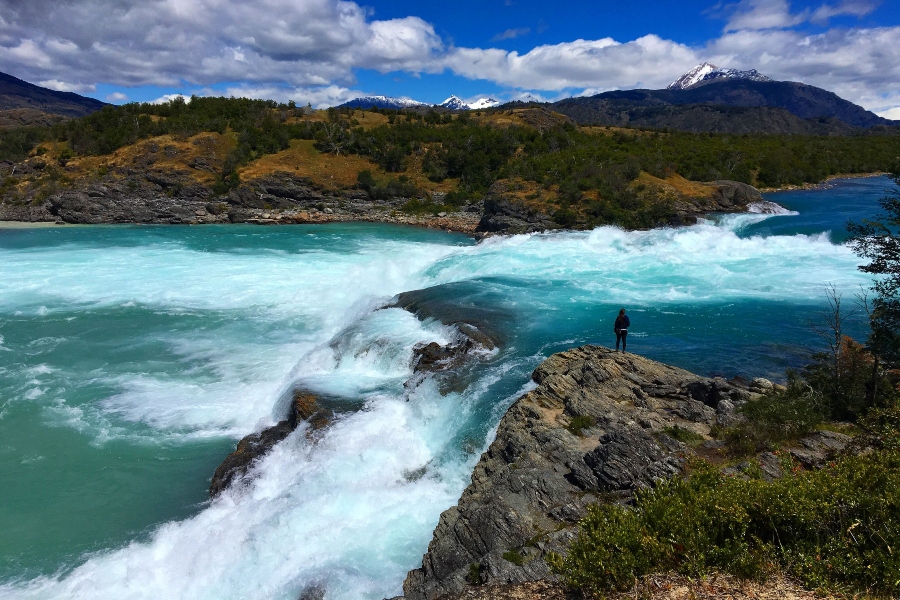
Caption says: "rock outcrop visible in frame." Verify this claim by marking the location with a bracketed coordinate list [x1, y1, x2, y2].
[476, 181, 560, 235]
[0, 167, 482, 232]
[402, 346, 756, 599]
[208, 391, 332, 497]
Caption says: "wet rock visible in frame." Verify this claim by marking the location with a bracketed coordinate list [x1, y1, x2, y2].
[402, 346, 734, 599]
[208, 391, 332, 498]
[297, 585, 325, 600]
[712, 180, 763, 208]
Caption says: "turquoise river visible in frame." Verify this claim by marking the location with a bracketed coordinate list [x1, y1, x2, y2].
[0, 176, 895, 599]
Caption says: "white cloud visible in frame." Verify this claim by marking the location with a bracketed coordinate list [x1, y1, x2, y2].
[721, 0, 878, 31]
[0, 0, 442, 89]
[706, 26, 900, 110]
[438, 20, 900, 116]
[444, 35, 699, 91]
[220, 84, 364, 109]
[877, 107, 900, 120]
[37, 79, 96, 92]
[723, 0, 806, 31]
[106, 91, 129, 102]
[151, 93, 192, 105]
[0, 0, 896, 118]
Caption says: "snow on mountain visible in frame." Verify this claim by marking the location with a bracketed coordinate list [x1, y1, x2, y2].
[667, 63, 772, 90]
[468, 97, 502, 109]
[439, 95, 470, 110]
[339, 94, 503, 111]
[668, 63, 719, 91]
[337, 95, 428, 109]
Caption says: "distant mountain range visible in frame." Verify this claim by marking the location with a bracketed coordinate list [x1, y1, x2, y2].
[0, 63, 896, 136]
[338, 94, 501, 111]
[547, 64, 897, 134]
[0, 71, 107, 119]
[337, 64, 895, 133]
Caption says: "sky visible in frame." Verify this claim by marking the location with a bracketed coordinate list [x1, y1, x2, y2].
[0, 0, 899, 118]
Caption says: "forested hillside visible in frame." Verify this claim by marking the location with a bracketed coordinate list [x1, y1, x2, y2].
[1, 98, 898, 229]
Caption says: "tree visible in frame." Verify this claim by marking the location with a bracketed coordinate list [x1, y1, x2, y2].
[847, 172, 900, 404]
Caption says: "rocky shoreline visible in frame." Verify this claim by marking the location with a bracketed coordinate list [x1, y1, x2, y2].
[757, 171, 888, 193]
[399, 346, 848, 600]
[0, 163, 763, 236]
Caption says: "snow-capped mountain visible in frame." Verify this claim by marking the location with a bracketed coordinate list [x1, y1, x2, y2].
[467, 97, 502, 109]
[338, 94, 502, 111]
[667, 63, 772, 90]
[439, 96, 469, 110]
[440, 95, 502, 110]
[337, 95, 429, 110]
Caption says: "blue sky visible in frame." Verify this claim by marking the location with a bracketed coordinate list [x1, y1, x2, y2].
[1, 0, 899, 117]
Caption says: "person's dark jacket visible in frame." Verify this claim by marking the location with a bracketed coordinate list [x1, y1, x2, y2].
[614, 315, 630, 333]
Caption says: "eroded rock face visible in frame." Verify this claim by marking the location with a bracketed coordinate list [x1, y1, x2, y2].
[402, 346, 754, 600]
[208, 391, 332, 498]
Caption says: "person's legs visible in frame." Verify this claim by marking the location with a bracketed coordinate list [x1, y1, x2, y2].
[621, 331, 627, 352]
[615, 331, 623, 351]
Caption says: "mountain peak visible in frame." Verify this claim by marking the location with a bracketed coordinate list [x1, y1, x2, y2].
[440, 95, 501, 110]
[337, 95, 428, 110]
[668, 63, 771, 90]
[440, 96, 469, 110]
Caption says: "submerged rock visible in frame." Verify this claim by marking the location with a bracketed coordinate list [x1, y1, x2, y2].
[208, 391, 332, 498]
[402, 346, 756, 599]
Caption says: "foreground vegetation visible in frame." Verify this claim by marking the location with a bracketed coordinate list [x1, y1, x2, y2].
[2, 98, 898, 227]
[550, 176, 900, 597]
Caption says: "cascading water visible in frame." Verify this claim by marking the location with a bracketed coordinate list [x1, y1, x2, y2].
[0, 176, 894, 599]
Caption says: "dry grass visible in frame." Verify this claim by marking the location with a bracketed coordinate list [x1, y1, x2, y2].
[437, 574, 834, 600]
[632, 172, 719, 201]
[238, 139, 375, 189]
[296, 110, 390, 130]
[239, 139, 461, 194]
[30, 132, 236, 187]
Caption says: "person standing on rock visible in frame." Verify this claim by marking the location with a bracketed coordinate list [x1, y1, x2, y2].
[614, 308, 630, 352]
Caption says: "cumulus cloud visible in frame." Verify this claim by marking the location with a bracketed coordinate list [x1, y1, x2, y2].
[719, 0, 878, 31]
[151, 93, 193, 105]
[444, 35, 699, 91]
[0, 0, 896, 117]
[706, 26, 900, 110]
[38, 79, 96, 93]
[440, 18, 900, 113]
[220, 84, 365, 108]
[0, 0, 442, 89]
[106, 92, 129, 102]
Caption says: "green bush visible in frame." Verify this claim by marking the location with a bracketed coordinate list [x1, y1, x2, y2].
[502, 550, 526, 566]
[721, 370, 825, 455]
[662, 425, 705, 446]
[566, 415, 594, 437]
[550, 451, 900, 596]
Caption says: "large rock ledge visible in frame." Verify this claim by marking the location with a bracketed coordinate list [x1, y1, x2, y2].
[401, 346, 763, 599]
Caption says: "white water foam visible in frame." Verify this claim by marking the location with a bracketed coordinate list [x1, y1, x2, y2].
[0, 215, 874, 599]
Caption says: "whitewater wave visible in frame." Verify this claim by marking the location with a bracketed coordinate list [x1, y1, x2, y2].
[0, 215, 873, 599]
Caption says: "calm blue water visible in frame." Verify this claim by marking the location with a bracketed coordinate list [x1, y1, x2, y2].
[0, 176, 894, 599]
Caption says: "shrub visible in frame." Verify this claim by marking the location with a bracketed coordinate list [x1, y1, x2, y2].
[662, 425, 705, 446]
[550, 451, 900, 597]
[566, 415, 593, 437]
[720, 370, 825, 455]
[502, 550, 526, 566]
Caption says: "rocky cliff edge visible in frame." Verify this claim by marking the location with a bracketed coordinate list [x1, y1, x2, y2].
[402, 346, 770, 599]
